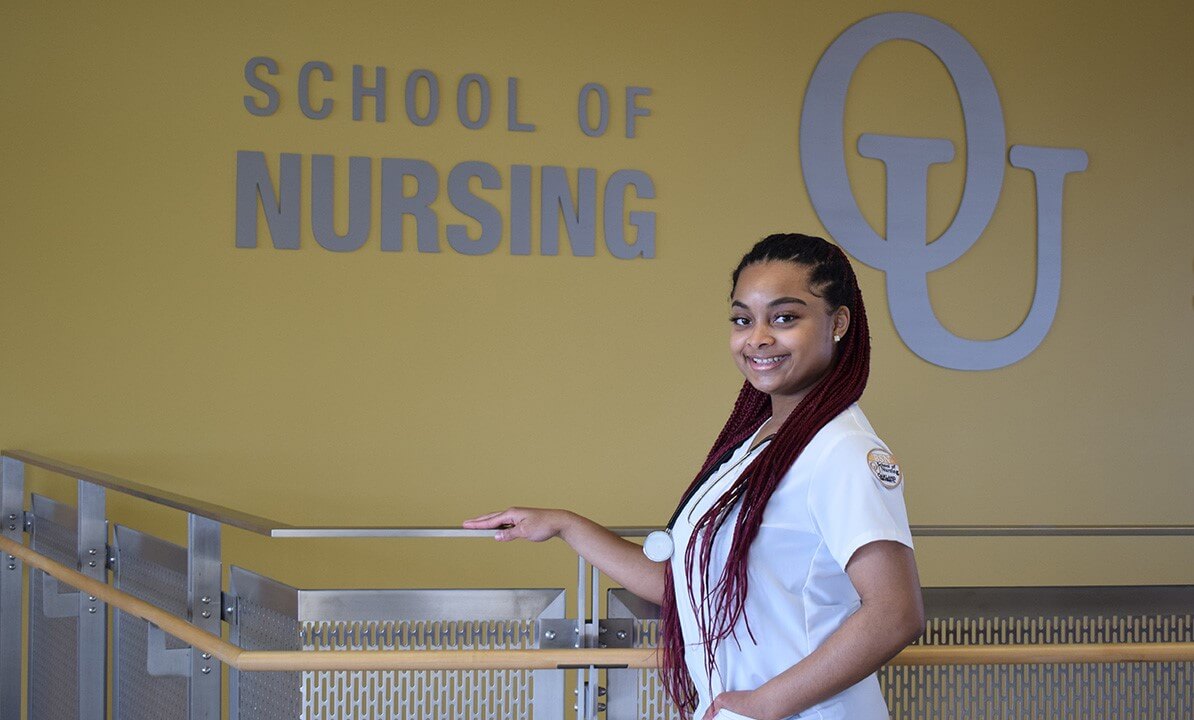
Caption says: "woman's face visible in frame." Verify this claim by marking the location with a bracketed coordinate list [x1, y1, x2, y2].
[729, 261, 849, 414]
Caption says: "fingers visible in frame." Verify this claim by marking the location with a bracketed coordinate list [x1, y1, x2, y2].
[464, 508, 527, 541]
[463, 507, 563, 543]
[462, 508, 517, 528]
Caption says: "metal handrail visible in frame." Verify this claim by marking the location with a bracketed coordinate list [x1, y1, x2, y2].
[7, 450, 1194, 539]
[3, 534, 1192, 671]
[4, 450, 286, 536]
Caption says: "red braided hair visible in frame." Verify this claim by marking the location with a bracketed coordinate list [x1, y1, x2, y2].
[659, 234, 871, 715]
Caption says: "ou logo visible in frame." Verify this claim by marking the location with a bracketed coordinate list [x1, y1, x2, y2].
[800, 13, 1088, 371]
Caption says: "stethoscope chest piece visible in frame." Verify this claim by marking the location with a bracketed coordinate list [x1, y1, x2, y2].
[643, 530, 674, 562]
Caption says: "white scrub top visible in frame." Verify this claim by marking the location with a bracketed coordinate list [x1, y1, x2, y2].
[670, 404, 913, 720]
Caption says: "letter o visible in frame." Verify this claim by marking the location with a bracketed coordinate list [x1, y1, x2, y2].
[799, 12, 1006, 271]
[405, 69, 440, 126]
[457, 74, 491, 130]
[577, 83, 610, 137]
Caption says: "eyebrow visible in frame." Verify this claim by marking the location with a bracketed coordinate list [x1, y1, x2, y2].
[731, 296, 809, 309]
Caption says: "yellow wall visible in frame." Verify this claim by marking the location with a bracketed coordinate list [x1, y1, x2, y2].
[3, 1, 1192, 592]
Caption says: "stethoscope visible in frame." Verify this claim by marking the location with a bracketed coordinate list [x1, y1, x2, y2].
[642, 432, 775, 562]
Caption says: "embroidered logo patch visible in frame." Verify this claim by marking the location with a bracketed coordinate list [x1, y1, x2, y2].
[867, 449, 902, 489]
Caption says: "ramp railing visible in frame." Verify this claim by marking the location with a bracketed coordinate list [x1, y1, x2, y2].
[1, 449, 1192, 719]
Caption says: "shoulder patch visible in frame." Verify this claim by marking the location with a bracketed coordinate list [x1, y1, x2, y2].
[867, 448, 902, 489]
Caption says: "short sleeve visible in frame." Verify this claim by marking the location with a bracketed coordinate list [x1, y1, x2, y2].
[806, 432, 914, 571]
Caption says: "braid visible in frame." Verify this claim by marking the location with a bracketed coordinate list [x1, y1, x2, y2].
[658, 234, 871, 716]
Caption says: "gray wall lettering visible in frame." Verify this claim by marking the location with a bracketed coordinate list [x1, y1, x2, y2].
[799, 12, 1088, 370]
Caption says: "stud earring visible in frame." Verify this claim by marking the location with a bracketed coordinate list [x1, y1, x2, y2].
[833, 335, 841, 343]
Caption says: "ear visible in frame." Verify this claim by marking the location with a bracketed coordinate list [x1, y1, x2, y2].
[833, 306, 851, 341]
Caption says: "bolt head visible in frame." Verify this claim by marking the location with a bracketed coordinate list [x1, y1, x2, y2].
[201, 610, 211, 618]
[201, 596, 211, 604]
[201, 652, 212, 660]
[616, 630, 628, 640]
[544, 630, 556, 640]
[88, 560, 97, 567]
[88, 548, 97, 555]
[6, 564, 14, 570]
[88, 607, 97, 614]
[201, 666, 211, 674]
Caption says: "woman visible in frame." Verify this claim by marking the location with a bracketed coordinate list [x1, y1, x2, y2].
[465, 234, 923, 720]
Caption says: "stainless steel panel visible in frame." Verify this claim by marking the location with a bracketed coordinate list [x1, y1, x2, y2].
[297, 588, 569, 623]
[29, 494, 80, 720]
[232, 566, 567, 719]
[881, 585, 1194, 719]
[113, 524, 190, 720]
[606, 586, 1194, 719]
[605, 589, 677, 720]
[0, 457, 23, 719]
[230, 567, 302, 720]
[41, 570, 78, 618]
[299, 588, 566, 720]
[188, 514, 222, 720]
[76, 481, 107, 720]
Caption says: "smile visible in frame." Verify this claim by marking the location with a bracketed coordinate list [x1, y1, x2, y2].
[748, 354, 789, 368]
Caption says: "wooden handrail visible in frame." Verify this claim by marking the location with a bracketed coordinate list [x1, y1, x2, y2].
[3, 535, 1192, 671]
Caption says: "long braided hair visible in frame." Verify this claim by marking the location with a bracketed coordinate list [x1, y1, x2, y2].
[659, 233, 871, 715]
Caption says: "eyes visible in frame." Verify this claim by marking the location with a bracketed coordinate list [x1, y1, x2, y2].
[729, 312, 799, 328]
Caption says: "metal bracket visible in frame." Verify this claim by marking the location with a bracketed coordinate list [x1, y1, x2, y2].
[597, 618, 635, 648]
[147, 623, 192, 678]
[41, 571, 78, 618]
[22, 511, 32, 534]
[539, 618, 582, 649]
[220, 590, 236, 623]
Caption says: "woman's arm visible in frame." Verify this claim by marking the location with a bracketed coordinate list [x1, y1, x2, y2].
[703, 540, 924, 720]
[463, 507, 667, 605]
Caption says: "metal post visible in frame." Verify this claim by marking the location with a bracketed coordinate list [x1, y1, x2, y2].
[0, 458, 25, 719]
[188, 514, 221, 720]
[589, 564, 601, 719]
[77, 480, 107, 720]
[575, 555, 586, 720]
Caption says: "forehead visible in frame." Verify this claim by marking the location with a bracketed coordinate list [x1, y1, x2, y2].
[731, 261, 825, 304]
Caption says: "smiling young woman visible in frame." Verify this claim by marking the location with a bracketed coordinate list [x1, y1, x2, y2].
[729, 261, 850, 435]
[465, 234, 923, 720]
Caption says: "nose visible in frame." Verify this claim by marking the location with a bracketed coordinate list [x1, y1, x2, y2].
[748, 323, 774, 349]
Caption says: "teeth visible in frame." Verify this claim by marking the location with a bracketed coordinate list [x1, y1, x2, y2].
[752, 356, 784, 365]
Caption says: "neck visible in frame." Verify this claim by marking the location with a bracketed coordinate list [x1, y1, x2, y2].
[768, 395, 801, 426]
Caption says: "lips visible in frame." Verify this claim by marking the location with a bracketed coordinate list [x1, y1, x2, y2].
[748, 354, 789, 369]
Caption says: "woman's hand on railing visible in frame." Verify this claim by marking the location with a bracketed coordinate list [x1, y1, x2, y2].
[463, 507, 577, 543]
[465, 507, 667, 604]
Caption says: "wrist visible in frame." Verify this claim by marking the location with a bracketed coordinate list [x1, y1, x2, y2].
[554, 510, 581, 542]
[752, 685, 786, 720]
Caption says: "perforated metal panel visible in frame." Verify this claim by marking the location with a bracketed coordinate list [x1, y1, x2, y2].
[605, 591, 678, 720]
[113, 525, 190, 720]
[230, 570, 302, 720]
[880, 586, 1194, 719]
[230, 567, 566, 720]
[28, 494, 80, 720]
[302, 619, 540, 719]
[608, 586, 1194, 720]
